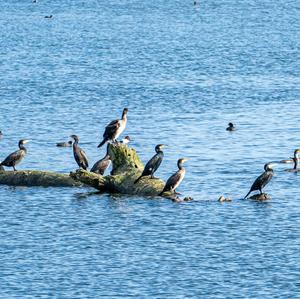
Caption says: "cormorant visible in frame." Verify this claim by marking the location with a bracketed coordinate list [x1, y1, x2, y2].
[45, 15, 53, 18]
[91, 154, 111, 175]
[0, 139, 29, 171]
[98, 108, 128, 147]
[159, 158, 187, 195]
[244, 163, 274, 199]
[226, 122, 236, 131]
[134, 144, 165, 184]
[56, 140, 72, 147]
[70, 135, 89, 170]
[280, 149, 300, 172]
[120, 136, 131, 145]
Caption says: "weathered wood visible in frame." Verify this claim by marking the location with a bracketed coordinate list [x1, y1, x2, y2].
[0, 170, 82, 187]
[249, 193, 271, 201]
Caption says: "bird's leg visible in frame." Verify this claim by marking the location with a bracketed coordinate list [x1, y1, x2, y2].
[174, 189, 181, 195]
[259, 189, 263, 194]
[13, 166, 16, 171]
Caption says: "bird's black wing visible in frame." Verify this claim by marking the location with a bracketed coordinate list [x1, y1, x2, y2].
[250, 171, 270, 192]
[79, 148, 89, 168]
[91, 158, 110, 174]
[163, 171, 181, 192]
[1, 150, 23, 166]
[103, 120, 120, 139]
[143, 153, 162, 176]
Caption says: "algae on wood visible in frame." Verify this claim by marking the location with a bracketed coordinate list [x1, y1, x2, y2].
[0, 170, 82, 187]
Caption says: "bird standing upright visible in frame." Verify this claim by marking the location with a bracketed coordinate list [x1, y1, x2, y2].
[134, 144, 165, 184]
[98, 108, 128, 147]
[0, 139, 30, 171]
[244, 163, 274, 199]
[70, 135, 89, 170]
[159, 158, 187, 195]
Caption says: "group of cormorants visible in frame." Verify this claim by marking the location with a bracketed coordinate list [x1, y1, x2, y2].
[0, 108, 298, 198]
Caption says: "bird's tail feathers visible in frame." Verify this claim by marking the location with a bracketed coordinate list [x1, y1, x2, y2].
[244, 190, 251, 199]
[98, 139, 107, 148]
[134, 176, 142, 184]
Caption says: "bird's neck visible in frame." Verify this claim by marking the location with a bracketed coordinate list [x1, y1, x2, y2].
[122, 112, 127, 121]
[294, 157, 298, 169]
[19, 143, 26, 151]
[73, 140, 78, 146]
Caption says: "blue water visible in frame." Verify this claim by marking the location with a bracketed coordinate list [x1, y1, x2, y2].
[1, 0, 300, 297]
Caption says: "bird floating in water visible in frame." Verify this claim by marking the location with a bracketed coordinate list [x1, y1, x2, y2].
[280, 149, 300, 172]
[160, 158, 187, 195]
[0, 139, 30, 171]
[134, 144, 165, 184]
[91, 154, 111, 175]
[98, 108, 128, 147]
[0, 131, 3, 139]
[44, 15, 53, 19]
[56, 140, 72, 147]
[226, 122, 236, 131]
[70, 135, 89, 170]
[120, 136, 131, 145]
[244, 163, 274, 199]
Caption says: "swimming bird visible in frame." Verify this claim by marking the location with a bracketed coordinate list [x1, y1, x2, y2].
[0, 131, 3, 139]
[70, 135, 89, 170]
[226, 122, 236, 131]
[98, 108, 128, 147]
[159, 158, 187, 195]
[56, 140, 72, 147]
[120, 136, 131, 145]
[0, 139, 29, 171]
[244, 163, 274, 199]
[44, 15, 53, 19]
[280, 149, 300, 172]
[134, 144, 165, 184]
[91, 154, 111, 175]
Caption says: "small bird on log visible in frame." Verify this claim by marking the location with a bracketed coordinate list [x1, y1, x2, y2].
[226, 122, 236, 131]
[0, 139, 29, 171]
[70, 135, 89, 170]
[56, 141, 72, 147]
[120, 136, 131, 145]
[98, 108, 128, 147]
[159, 158, 187, 195]
[244, 163, 274, 199]
[134, 144, 165, 184]
[91, 154, 111, 175]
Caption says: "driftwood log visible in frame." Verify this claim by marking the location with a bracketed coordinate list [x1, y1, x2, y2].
[0, 144, 191, 201]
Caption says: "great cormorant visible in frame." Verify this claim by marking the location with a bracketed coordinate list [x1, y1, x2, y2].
[134, 144, 165, 184]
[70, 135, 89, 170]
[0, 139, 29, 171]
[56, 140, 72, 147]
[91, 154, 111, 175]
[226, 122, 236, 131]
[280, 149, 300, 172]
[244, 163, 274, 199]
[98, 108, 128, 147]
[159, 158, 187, 195]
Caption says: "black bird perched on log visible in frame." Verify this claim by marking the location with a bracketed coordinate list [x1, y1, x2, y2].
[0, 139, 29, 171]
[159, 158, 187, 195]
[134, 144, 165, 184]
[98, 108, 128, 148]
[56, 140, 72, 147]
[91, 154, 111, 175]
[244, 163, 274, 199]
[226, 122, 236, 131]
[70, 135, 89, 170]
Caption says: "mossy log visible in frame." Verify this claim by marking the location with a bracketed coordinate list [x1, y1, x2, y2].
[71, 144, 191, 201]
[0, 170, 82, 187]
[0, 144, 191, 201]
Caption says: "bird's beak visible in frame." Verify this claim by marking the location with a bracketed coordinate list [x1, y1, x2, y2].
[23, 140, 30, 144]
[183, 158, 188, 163]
